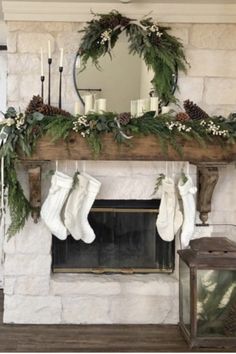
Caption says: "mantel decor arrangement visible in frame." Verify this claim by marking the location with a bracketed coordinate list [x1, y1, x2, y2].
[1, 95, 236, 238]
[77, 10, 188, 105]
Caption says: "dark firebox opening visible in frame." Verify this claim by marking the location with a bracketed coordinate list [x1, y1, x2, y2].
[52, 199, 175, 274]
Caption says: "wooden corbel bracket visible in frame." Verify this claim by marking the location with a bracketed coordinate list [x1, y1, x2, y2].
[23, 162, 43, 223]
[196, 164, 220, 226]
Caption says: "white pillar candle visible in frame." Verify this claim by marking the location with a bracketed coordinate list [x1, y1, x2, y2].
[161, 106, 170, 114]
[136, 99, 147, 116]
[74, 102, 82, 116]
[83, 94, 94, 114]
[48, 40, 51, 59]
[130, 100, 137, 117]
[40, 48, 44, 76]
[150, 97, 159, 113]
[59, 48, 64, 67]
[95, 98, 107, 114]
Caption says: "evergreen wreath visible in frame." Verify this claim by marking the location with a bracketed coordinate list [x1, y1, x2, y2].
[78, 10, 188, 104]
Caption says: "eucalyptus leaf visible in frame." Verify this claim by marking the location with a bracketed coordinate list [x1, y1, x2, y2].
[6, 107, 17, 118]
[32, 112, 44, 121]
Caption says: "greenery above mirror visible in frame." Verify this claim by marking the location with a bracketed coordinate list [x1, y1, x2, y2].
[78, 11, 188, 104]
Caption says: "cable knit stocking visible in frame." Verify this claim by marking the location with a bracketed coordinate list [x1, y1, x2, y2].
[156, 177, 183, 242]
[64, 172, 101, 243]
[41, 171, 73, 240]
[178, 175, 197, 248]
[64, 173, 89, 240]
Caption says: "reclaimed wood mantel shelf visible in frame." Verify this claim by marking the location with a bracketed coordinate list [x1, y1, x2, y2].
[20, 134, 236, 162]
[19, 134, 236, 225]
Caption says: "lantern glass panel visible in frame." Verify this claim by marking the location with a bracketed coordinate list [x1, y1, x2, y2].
[179, 259, 191, 333]
[197, 269, 236, 337]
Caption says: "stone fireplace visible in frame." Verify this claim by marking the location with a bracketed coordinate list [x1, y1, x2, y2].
[2, 1, 236, 325]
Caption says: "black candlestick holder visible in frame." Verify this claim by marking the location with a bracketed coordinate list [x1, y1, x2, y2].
[59, 66, 63, 109]
[48, 58, 52, 106]
[40, 75, 45, 102]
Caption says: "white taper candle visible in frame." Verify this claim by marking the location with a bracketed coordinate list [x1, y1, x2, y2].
[40, 48, 44, 76]
[48, 40, 51, 59]
[59, 48, 64, 67]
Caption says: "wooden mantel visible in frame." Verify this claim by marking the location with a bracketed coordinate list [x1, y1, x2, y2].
[20, 134, 236, 225]
[20, 134, 236, 163]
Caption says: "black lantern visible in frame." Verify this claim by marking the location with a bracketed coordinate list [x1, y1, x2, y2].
[178, 237, 236, 349]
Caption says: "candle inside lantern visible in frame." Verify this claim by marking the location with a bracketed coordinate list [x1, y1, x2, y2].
[150, 97, 159, 113]
[59, 48, 64, 67]
[40, 48, 44, 76]
[48, 40, 51, 59]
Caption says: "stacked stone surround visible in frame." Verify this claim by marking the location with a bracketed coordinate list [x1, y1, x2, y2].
[3, 21, 236, 324]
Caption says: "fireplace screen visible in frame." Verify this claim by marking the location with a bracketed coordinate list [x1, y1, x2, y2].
[52, 200, 175, 273]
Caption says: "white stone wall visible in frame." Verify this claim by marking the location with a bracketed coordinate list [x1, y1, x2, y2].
[4, 161, 187, 324]
[3, 21, 236, 324]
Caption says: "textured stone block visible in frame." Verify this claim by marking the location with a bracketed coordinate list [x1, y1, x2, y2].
[110, 295, 178, 324]
[44, 22, 75, 32]
[3, 236, 16, 255]
[62, 296, 111, 324]
[119, 274, 178, 297]
[7, 21, 45, 33]
[187, 50, 236, 78]
[4, 254, 51, 276]
[56, 32, 81, 53]
[97, 176, 158, 199]
[19, 74, 41, 101]
[14, 276, 50, 295]
[176, 77, 204, 103]
[8, 54, 40, 74]
[4, 295, 61, 324]
[15, 219, 52, 254]
[0, 22, 7, 44]
[190, 24, 236, 50]
[169, 25, 189, 46]
[7, 32, 17, 53]
[4, 277, 16, 295]
[7, 75, 19, 102]
[205, 78, 236, 105]
[51, 274, 121, 296]
[18, 33, 55, 53]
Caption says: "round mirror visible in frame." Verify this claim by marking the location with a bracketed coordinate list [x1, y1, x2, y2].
[74, 34, 155, 113]
[73, 11, 183, 114]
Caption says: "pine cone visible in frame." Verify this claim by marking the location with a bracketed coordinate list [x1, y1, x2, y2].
[183, 99, 209, 120]
[25, 95, 44, 115]
[176, 112, 190, 122]
[117, 112, 131, 126]
[37, 104, 71, 117]
[25, 95, 71, 117]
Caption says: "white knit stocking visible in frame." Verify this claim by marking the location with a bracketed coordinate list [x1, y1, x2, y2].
[41, 171, 73, 240]
[64, 172, 101, 243]
[64, 173, 89, 240]
[156, 177, 183, 242]
[178, 175, 197, 248]
[80, 172, 101, 244]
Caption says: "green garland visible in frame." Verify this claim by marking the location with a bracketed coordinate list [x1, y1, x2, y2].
[1, 106, 236, 238]
[78, 11, 188, 104]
